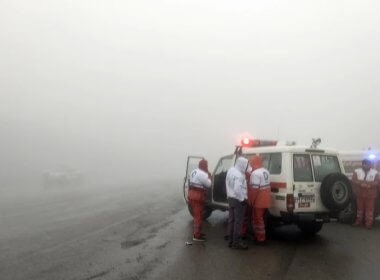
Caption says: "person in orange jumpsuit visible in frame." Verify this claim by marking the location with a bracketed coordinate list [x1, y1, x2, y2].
[188, 159, 212, 241]
[352, 159, 379, 229]
[248, 155, 272, 244]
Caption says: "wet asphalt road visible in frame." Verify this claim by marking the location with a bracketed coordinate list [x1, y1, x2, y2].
[1, 183, 380, 280]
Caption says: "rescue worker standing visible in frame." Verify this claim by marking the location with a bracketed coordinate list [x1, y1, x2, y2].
[226, 157, 249, 249]
[248, 155, 272, 244]
[352, 159, 379, 229]
[188, 159, 212, 241]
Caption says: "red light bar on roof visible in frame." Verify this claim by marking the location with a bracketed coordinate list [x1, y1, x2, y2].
[241, 137, 253, 147]
[241, 138, 277, 148]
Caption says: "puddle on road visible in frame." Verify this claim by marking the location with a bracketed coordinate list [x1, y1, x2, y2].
[120, 219, 175, 250]
[149, 220, 173, 234]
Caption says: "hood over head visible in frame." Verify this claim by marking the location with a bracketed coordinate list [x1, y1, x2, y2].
[235, 157, 249, 174]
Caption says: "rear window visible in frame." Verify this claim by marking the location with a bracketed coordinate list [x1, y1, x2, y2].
[312, 155, 341, 182]
[293, 154, 313, 182]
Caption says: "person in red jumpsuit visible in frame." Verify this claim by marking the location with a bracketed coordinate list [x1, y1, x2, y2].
[188, 159, 212, 241]
[352, 159, 379, 229]
[248, 155, 272, 244]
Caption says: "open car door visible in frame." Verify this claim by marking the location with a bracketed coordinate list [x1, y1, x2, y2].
[183, 156, 204, 203]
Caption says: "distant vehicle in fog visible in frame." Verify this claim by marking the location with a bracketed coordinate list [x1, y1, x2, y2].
[43, 167, 84, 188]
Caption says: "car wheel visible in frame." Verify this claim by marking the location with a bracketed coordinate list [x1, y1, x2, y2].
[320, 173, 352, 211]
[297, 221, 323, 236]
[338, 200, 357, 224]
[187, 204, 213, 220]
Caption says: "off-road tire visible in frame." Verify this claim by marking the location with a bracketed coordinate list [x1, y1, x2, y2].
[187, 203, 213, 220]
[320, 173, 352, 211]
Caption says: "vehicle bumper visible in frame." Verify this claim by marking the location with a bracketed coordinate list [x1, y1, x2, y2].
[280, 211, 330, 223]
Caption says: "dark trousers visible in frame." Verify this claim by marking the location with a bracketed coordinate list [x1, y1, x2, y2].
[228, 198, 247, 245]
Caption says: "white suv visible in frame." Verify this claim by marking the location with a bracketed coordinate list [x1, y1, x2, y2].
[183, 141, 352, 235]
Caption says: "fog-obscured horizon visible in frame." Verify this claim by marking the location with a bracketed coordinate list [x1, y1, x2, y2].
[1, 0, 380, 188]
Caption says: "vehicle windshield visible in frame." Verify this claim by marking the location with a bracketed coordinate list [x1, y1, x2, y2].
[312, 155, 341, 182]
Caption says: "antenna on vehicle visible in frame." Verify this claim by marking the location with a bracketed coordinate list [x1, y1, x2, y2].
[234, 146, 243, 155]
[310, 138, 321, 149]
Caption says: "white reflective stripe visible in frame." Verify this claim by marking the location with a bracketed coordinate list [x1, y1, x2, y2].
[248, 185, 270, 189]
[190, 183, 205, 189]
[355, 168, 378, 182]
[189, 168, 211, 188]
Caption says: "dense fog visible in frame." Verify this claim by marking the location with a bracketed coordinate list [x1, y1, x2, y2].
[1, 0, 380, 189]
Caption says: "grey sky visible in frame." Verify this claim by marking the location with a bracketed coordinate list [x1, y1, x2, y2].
[1, 0, 380, 186]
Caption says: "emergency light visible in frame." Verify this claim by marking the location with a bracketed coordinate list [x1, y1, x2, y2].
[240, 137, 277, 148]
[241, 137, 254, 147]
[368, 154, 376, 160]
